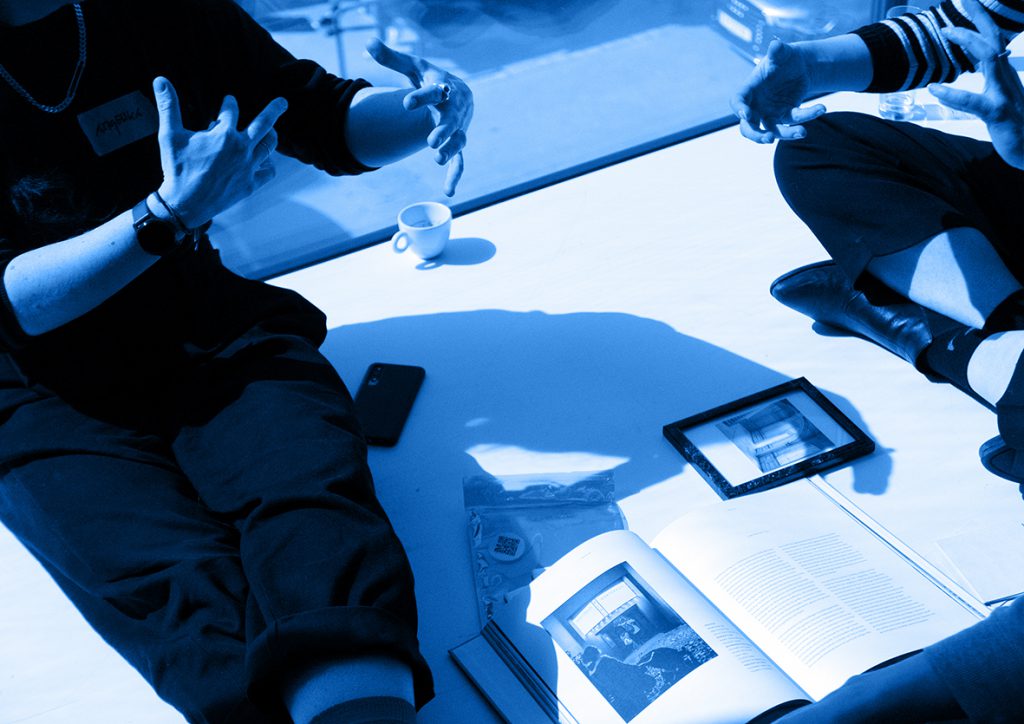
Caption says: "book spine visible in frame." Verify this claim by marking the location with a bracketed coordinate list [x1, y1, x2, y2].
[482, 622, 580, 724]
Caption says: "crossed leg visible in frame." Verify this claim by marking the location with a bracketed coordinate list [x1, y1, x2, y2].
[774, 111, 1024, 476]
[866, 227, 1024, 406]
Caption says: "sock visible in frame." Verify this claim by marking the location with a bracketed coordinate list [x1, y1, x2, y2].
[984, 289, 1024, 334]
[309, 696, 416, 724]
[923, 327, 992, 410]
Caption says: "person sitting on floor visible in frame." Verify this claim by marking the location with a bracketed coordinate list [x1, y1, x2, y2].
[0, 0, 472, 722]
[734, 0, 1024, 481]
[731, 0, 1024, 721]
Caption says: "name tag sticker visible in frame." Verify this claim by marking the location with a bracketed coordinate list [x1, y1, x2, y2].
[77, 90, 158, 156]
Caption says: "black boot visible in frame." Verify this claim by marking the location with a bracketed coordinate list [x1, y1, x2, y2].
[772, 261, 1024, 481]
[980, 361, 1024, 483]
[770, 261, 966, 376]
[977, 292, 1024, 482]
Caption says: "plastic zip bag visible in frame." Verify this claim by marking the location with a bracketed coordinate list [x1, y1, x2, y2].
[464, 471, 625, 624]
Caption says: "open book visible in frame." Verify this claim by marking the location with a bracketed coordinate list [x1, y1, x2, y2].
[451, 478, 987, 723]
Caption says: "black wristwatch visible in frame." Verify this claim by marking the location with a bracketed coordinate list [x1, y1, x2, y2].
[132, 197, 183, 256]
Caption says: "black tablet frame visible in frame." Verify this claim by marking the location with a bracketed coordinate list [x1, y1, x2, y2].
[662, 377, 874, 499]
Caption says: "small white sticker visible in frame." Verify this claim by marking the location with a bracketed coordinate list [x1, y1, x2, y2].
[77, 90, 158, 156]
[490, 533, 526, 562]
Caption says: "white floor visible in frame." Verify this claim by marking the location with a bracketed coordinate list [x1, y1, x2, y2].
[2, 66, 1023, 724]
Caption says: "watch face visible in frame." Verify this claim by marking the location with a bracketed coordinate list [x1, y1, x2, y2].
[134, 210, 178, 255]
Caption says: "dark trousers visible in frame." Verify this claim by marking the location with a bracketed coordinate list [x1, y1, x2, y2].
[0, 247, 433, 722]
[773, 111, 1024, 287]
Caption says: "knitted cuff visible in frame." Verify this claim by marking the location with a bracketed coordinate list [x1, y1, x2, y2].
[309, 696, 416, 724]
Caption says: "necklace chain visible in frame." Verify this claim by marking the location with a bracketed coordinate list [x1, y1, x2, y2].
[0, 4, 86, 114]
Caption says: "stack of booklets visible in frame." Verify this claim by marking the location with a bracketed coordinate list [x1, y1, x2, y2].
[451, 478, 987, 723]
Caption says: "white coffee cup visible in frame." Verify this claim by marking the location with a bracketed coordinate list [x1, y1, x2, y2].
[392, 202, 451, 260]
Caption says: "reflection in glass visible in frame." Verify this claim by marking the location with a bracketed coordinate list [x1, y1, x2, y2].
[222, 1, 884, 278]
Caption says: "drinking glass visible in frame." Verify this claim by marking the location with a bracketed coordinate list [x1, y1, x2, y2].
[878, 5, 923, 120]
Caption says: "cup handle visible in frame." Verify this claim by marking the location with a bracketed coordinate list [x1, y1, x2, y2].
[392, 230, 410, 253]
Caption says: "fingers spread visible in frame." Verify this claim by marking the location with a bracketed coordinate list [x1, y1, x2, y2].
[929, 83, 990, 117]
[764, 38, 791, 65]
[427, 122, 457, 149]
[790, 103, 826, 124]
[738, 117, 774, 144]
[153, 76, 184, 133]
[775, 124, 807, 141]
[435, 129, 466, 165]
[218, 95, 240, 129]
[404, 83, 447, 110]
[443, 151, 464, 197]
[366, 38, 423, 85]
[246, 97, 288, 142]
[254, 128, 279, 161]
[942, 26, 995, 63]
[962, 0, 1001, 39]
[729, 94, 751, 122]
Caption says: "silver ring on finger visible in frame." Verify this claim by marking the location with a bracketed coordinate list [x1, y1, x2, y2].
[255, 137, 273, 162]
[434, 82, 452, 104]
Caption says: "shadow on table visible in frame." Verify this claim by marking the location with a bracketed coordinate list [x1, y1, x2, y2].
[415, 237, 497, 269]
[325, 309, 887, 500]
[321, 309, 886, 719]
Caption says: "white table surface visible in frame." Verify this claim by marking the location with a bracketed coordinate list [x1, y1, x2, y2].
[2, 64, 1023, 722]
[270, 82, 1022, 721]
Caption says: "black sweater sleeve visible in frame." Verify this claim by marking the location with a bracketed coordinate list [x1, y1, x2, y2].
[166, 0, 377, 176]
[0, 0, 381, 352]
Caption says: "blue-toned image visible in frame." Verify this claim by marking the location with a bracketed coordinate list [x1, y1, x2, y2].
[543, 564, 717, 721]
[716, 398, 834, 473]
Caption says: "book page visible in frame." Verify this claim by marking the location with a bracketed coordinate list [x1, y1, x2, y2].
[937, 521, 1024, 604]
[512, 530, 808, 723]
[653, 480, 985, 700]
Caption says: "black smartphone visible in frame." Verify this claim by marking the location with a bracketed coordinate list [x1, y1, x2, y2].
[353, 362, 425, 447]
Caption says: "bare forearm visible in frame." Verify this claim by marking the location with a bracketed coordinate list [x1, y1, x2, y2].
[794, 34, 873, 95]
[3, 209, 157, 336]
[344, 87, 433, 168]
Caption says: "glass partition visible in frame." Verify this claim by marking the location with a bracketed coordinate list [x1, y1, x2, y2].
[215, 1, 886, 279]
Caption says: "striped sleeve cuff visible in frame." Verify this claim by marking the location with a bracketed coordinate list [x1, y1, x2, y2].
[850, 0, 1024, 94]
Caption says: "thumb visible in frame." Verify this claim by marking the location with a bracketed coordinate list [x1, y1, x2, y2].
[764, 38, 791, 65]
[153, 76, 184, 134]
[365, 38, 422, 86]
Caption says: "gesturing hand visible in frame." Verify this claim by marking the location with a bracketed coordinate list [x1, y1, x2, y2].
[366, 39, 473, 197]
[153, 76, 288, 228]
[731, 39, 826, 144]
[929, 0, 1024, 169]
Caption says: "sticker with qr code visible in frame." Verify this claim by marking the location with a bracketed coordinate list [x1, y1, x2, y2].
[490, 533, 526, 562]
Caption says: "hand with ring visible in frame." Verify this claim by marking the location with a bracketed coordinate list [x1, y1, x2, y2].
[929, 0, 1024, 169]
[366, 38, 474, 196]
[153, 76, 287, 229]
